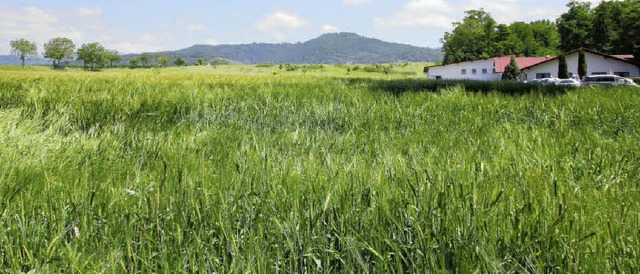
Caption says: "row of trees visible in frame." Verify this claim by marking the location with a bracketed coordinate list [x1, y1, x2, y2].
[557, 0, 640, 56]
[442, 0, 640, 65]
[9, 37, 213, 70]
[9, 37, 121, 70]
[441, 10, 560, 64]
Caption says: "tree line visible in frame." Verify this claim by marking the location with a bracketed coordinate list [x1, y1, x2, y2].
[442, 0, 640, 64]
[8, 38, 197, 70]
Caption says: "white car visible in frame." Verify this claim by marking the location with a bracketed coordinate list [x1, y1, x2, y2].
[582, 75, 637, 87]
[556, 79, 581, 87]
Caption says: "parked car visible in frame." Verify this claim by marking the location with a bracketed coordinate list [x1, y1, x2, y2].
[556, 79, 581, 87]
[528, 77, 560, 84]
[582, 75, 637, 86]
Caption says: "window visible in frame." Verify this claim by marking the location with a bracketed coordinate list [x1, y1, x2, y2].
[472, 69, 477, 75]
[536, 73, 551, 79]
[435, 76, 442, 80]
[461, 69, 467, 75]
[614, 72, 630, 77]
[591, 72, 607, 75]
[482, 68, 488, 74]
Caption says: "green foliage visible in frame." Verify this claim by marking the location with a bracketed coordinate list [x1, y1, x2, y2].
[255, 63, 274, 68]
[501, 56, 521, 80]
[139, 53, 152, 68]
[173, 57, 187, 66]
[43, 37, 75, 69]
[9, 38, 38, 67]
[107, 50, 122, 67]
[129, 57, 139, 68]
[558, 54, 569, 79]
[578, 49, 587, 79]
[556, 1, 640, 56]
[556, 1, 594, 52]
[76, 42, 108, 70]
[0, 68, 639, 272]
[154, 55, 171, 68]
[209, 58, 230, 67]
[195, 58, 206, 66]
[442, 10, 560, 64]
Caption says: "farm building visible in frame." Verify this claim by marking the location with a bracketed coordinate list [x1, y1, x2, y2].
[520, 48, 640, 80]
[425, 48, 640, 81]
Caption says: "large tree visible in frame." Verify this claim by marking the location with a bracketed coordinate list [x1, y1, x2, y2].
[106, 50, 122, 67]
[441, 9, 497, 64]
[139, 52, 152, 68]
[556, 1, 593, 52]
[43, 37, 75, 69]
[10, 38, 38, 67]
[77, 42, 108, 70]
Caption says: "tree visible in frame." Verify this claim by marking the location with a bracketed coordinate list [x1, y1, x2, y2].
[501, 56, 521, 80]
[77, 42, 108, 70]
[441, 9, 497, 64]
[557, 54, 569, 79]
[556, 1, 593, 52]
[139, 52, 152, 68]
[43, 37, 75, 69]
[10, 38, 38, 67]
[155, 55, 171, 68]
[578, 49, 587, 79]
[195, 58, 206, 66]
[129, 57, 139, 68]
[173, 57, 187, 66]
[107, 50, 122, 67]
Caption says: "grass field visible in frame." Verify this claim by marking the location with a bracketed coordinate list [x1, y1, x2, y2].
[0, 65, 639, 272]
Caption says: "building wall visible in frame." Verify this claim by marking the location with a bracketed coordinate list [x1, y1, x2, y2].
[427, 59, 501, 80]
[523, 52, 640, 80]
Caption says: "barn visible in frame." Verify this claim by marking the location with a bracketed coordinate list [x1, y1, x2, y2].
[425, 49, 640, 81]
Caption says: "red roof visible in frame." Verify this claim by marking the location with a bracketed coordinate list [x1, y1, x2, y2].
[493, 56, 549, 73]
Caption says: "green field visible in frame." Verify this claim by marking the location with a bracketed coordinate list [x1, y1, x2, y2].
[0, 65, 639, 272]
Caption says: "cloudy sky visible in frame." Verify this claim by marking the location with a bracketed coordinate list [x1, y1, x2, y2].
[0, 0, 603, 55]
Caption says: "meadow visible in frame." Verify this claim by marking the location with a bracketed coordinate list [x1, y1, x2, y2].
[0, 64, 638, 273]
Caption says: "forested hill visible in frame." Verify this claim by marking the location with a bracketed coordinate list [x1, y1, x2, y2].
[147, 32, 443, 64]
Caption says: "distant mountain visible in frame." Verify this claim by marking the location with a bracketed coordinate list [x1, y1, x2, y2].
[130, 32, 443, 65]
[0, 55, 50, 65]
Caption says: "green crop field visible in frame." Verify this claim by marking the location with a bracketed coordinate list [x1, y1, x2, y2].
[0, 65, 639, 273]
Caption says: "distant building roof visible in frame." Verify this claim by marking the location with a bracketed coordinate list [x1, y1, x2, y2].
[493, 56, 549, 73]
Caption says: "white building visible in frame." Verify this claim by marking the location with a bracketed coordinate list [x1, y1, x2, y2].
[521, 48, 640, 80]
[425, 55, 548, 80]
[425, 49, 640, 81]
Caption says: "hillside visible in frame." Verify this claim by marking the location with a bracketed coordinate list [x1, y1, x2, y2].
[135, 32, 443, 64]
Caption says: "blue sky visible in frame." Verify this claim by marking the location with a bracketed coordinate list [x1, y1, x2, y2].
[0, 0, 602, 55]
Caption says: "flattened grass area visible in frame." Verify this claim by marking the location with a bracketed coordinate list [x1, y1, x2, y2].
[0, 65, 639, 272]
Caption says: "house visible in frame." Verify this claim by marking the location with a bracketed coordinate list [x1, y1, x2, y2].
[520, 48, 640, 81]
[424, 55, 549, 80]
[425, 49, 640, 81]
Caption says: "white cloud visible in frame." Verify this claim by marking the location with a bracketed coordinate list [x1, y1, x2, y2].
[469, 0, 560, 23]
[342, 0, 372, 5]
[374, 0, 455, 28]
[188, 23, 207, 31]
[256, 11, 308, 41]
[76, 7, 102, 16]
[321, 24, 340, 33]
[0, 5, 85, 54]
[203, 38, 219, 45]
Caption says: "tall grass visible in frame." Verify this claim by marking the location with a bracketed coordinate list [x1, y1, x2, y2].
[0, 68, 638, 272]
